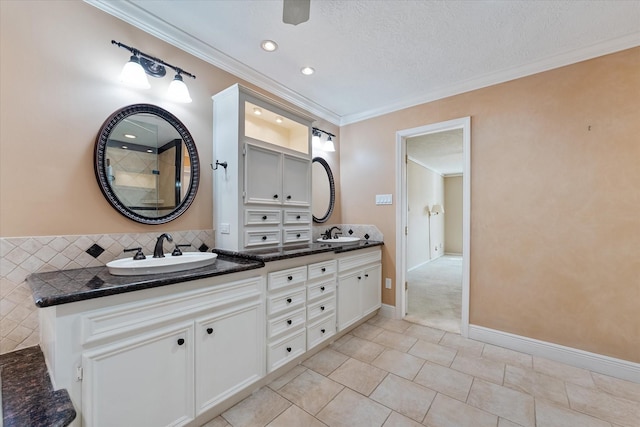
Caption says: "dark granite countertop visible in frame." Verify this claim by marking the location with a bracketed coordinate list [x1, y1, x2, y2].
[1, 346, 75, 427]
[215, 240, 384, 262]
[27, 254, 264, 308]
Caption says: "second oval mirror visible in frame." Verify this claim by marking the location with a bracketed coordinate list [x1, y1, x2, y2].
[312, 157, 335, 223]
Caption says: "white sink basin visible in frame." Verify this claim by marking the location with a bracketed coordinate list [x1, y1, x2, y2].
[317, 236, 361, 243]
[107, 252, 218, 276]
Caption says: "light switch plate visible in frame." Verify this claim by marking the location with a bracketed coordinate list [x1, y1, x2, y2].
[376, 194, 393, 205]
[219, 223, 230, 234]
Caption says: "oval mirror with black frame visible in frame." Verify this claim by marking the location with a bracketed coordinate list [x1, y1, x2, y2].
[94, 104, 200, 225]
[312, 157, 335, 223]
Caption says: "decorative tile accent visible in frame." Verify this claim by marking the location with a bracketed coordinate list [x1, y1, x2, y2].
[0, 229, 215, 355]
[312, 224, 383, 242]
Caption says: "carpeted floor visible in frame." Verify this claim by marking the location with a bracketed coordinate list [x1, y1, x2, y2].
[405, 255, 462, 333]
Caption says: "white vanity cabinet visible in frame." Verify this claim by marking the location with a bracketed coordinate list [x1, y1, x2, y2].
[337, 250, 382, 331]
[213, 84, 315, 251]
[306, 260, 337, 349]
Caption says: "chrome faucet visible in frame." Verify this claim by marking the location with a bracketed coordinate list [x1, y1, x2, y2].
[153, 233, 173, 258]
[322, 226, 342, 239]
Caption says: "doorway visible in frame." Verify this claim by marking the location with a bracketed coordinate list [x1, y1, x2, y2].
[395, 117, 470, 336]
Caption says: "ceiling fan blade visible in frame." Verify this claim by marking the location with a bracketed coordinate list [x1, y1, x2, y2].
[283, 0, 310, 25]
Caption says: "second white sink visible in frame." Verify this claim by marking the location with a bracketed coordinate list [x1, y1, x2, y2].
[107, 252, 218, 276]
[317, 236, 361, 243]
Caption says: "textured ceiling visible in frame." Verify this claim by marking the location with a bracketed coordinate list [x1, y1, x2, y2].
[408, 129, 463, 176]
[88, 0, 640, 125]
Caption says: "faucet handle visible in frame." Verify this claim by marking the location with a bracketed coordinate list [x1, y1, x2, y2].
[172, 244, 191, 256]
[124, 247, 146, 260]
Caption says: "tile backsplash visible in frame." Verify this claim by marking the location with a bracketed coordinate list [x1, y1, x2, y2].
[0, 229, 215, 354]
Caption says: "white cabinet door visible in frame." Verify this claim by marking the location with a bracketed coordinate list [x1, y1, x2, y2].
[245, 144, 282, 205]
[82, 323, 194, 427]
[283, 154, 311, 206]
[195, 301, 264, 414]
[337, 272, 362, 331]
[361, 264, 382, 317]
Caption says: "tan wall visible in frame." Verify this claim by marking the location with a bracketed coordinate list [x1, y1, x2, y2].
[0, 1, 340, 238]
[444, 175, 463, 254]
[341, 47, 640, 363]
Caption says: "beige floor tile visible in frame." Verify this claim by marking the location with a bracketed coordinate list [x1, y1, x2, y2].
[329, 357, 388, 396]
[222, 387, 291, 427]
[370, 374, 436, 422]
[404, 323, 446, 344]
[424, 393, 498, 427]
[467, 379, 535, 427]
[450, 353, 505, 384]
[533, 357, 596, 388]
[591, 372, 640, 403]
[352, 322, 384, 340]
[438, 332, 484, 357]
[303, 348, 349, 376]
[535, 398, 611, 427]
[413, 360, 473, 402]
[368, 316, 412, 333]
[482, 344, 533, 369]
[329, 333, 353, 350]
[498, 418, 523, 427]
[382, 411, 424, 427]
[334, 335, 385, 363]
[266, 404, 328, 427]
[372, 329, 418, 352]
[504, 365, 569, 406]
[408, 339, 457, 367]
[371, 349, 425, 380]
[201, 416, 230, 427]
[316, 388, 391, 427]
[267, 365, 307, 391]
[566, 382, 640, 427]
[277, 369, 344, 415]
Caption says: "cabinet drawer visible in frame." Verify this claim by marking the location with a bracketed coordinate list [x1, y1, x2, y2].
[267, 288, 306, 316]
[283, 210, 311, 225]
[307, 296, 335, 322]
[268, 266, 307, 291]
[267, 307, 306, 340]
[308, 260, 337, 281]
[307, 314, 336, 350]
[282, 228, 311, 244]
[245, 229, 281, 247]
[338, 250, 382, 272]
[307, 280, 335, 302]
[267, 330, 306, 372]
[245, 209, 281, 225]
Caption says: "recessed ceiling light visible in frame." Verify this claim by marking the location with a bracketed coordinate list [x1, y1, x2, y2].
[261, 40, 278, 52]
[121, 145, 128, 149]
[146, 149, 153, 153]
[301, 67, 315, 75]
[275, 116, 283, 123]
[124, 134, 136, 139]
[253, 107, 262, 115]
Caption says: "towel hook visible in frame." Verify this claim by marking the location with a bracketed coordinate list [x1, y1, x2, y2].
[211, 160, 228, 171]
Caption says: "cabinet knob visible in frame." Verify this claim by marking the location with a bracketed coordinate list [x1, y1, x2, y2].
[206, 328, 213, 335]
[365, 274, 369, 278]
[286, 346, 292, 353]
[287, 319, 292, 325]
[287, 275, 293, 281]
[262, 236, 267, 241]
[296, 233, 301, 238]
[320, 306, 325, 311]
[262, 215, 267, 220]
[286, 195, 292, 200]
[357, 276, 362, 280]
[320, 286, 325, 292]
[177, 338, 185, 346]
[321, 267, 326, 272]
[286, 298, 292, 304]
[321, 328, 326, 334]
[273, 194, 279, 199]
[296, 215, 301, 219]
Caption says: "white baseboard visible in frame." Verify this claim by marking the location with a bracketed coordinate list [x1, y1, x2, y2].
[468, 325, 640, 383]
[379, 304, 395, 318]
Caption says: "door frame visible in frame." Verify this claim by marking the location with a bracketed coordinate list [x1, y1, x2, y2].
[395, 117, 471, 336]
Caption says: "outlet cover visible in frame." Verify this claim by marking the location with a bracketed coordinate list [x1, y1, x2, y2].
[385, 278, 392, 289]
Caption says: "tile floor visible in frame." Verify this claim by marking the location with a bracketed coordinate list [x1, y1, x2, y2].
[203, 315, 640, 427]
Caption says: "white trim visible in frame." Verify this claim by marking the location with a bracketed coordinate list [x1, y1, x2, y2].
[469, 325, 640, 383]
[396, 117, 471, 337]
[378, 304, 395, 319]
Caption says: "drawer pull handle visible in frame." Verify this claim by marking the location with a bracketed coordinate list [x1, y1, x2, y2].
[321, 267, 326, 272]
[273, 194, 279, 199]
[321, 328, 326, 334]
[262, 236, 267, 241]
[320, 306, 325, 311]
[287, 275, 293, 281]
[206, 328, 213, 335]
[177, 338, 185, 346]
[287, 319, 292, 325]
[296, 215, 301, 219]
[262, 215, 267, 220]
[286, 298, 292, 304]
[286, 346, 292, 353]
[320, 286, 325, 291]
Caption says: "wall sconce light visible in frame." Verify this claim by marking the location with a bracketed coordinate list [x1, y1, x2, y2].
[112, 40, 196, 103]
[430, 204, 445, 215]
[312, 127, 337, 152]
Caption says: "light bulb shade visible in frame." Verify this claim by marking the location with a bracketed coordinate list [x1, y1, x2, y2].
[430, 204, 444, 215]
[120, 56, 150, 89]
[323, 138, 336, 152]
[167, 74, 192, 103]
[312, 130, 323, 149]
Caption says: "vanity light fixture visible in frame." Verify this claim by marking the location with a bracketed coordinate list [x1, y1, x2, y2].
[261, 40, 278, 52]
[301, 66, 315, 75]
[312, 128, 323, 149]
[112, 40, 196, 103]
[312, 127, 336, 152]
[323, 135, 336, 152]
